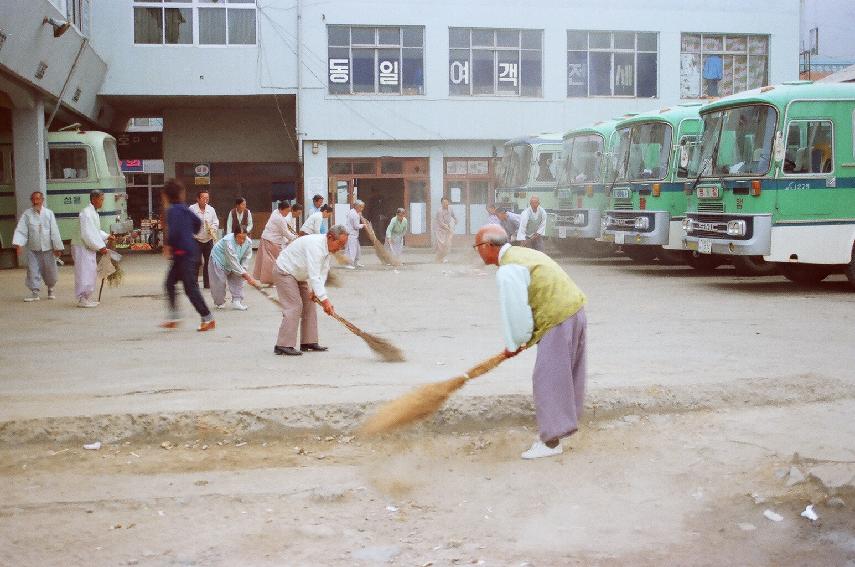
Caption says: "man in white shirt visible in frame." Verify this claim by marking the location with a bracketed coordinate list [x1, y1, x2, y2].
[308, 194, 328, 234]
[299, 204, 332, 235]
[71, 190, 114, 308]
[516, 196, 547, 251]
[12, 191, 64, 302]
[272, 224, 348, 356]
[188, 189, 218, 289]
[344, 200, 366, 268]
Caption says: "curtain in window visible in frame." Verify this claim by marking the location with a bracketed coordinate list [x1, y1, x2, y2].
[228, 9, 256, 45]
[134, 7, 162, 44]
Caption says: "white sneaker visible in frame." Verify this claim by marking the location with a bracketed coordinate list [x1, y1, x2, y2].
[47, 288, 56, 300]
[77, 298, 99, 308]
[24, 291, 40, 302]
[521, 440, 563, 460]
[343, 265, 355, 270]
[356, 262, 365, 268]
[232, 300, 248, 311]
[215, 303, 225, 310]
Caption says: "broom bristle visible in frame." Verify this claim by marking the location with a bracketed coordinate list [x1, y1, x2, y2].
[325, 269, 342, 288]
[360, 376, 468, 435]
[363, 222, 402, 267]
[361, 333, 406, 362]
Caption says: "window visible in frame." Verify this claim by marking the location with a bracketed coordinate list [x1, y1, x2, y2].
[680, 34, 768, 98]
[327, 26, 425, 95]
[783, 121, 833, 175]
[103, 139, 121, 177]
[566, 31, 658, 98]
[133, 1, 256, 46]
[67, 0, 91, 36]
[449, 28, 542, 97]
[692, 105, 778, 177]
[48, 147, 91, 180]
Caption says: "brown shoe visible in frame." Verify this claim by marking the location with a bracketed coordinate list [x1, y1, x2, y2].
[159, 320, 179, 329]
[197, 320, 216, 332]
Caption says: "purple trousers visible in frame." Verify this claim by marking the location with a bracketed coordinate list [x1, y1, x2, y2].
[533, 308, 587, 442]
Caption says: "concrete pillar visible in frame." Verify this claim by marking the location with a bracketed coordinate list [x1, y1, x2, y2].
[429, 145, 444, 246]
[12, 99, 47, 266]
[302, 140, 327, 208]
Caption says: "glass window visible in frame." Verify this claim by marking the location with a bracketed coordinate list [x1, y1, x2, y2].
[103, 139, 121, 176]
[566, 31, 658, 97]
[49, 147, 90, 180]
[680, 33, 769, 98]
[449, 28, 542, 97]
[327, 25, 425, 95]
[783, 121, 834, 174]
[558, 134, 605, 185]
[694, 105, 778, 177]
[134, 1, 255, 46]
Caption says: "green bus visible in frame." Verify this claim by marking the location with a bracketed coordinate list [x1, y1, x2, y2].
[0, 128, 129, 266]
[494, 133, 564, 235]
[681, 81, 855, 286]
[598, 104, 723, 268]
[552, 119, 620, 255]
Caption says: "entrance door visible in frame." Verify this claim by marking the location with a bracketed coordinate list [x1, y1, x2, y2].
[354, 178, 404, 245]
[443, 179, 490, 235]
[405, 178, 430, 247]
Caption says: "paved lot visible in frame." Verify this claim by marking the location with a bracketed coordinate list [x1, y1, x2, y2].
[1, 245, 854, 565]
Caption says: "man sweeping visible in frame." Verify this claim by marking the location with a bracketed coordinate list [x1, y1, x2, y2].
[516, 195, 547, 251]
[271, 225, 349, 356]
[474, 224, 587, 460]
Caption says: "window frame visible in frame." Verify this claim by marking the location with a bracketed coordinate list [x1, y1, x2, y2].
[326, 25, 426, 96]
[781, 119, 835, 177]
[679, 33, 769, 99]
[566, 30, 659, 98]
[47, 145, 95, 182]
[132, 0, 257, 47]
[448, 28, 544, 98]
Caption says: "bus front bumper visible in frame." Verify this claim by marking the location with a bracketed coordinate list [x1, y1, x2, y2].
[599, 210, 670, 246]
[554, 208, 602, 239]
[681, 213, 772, 256]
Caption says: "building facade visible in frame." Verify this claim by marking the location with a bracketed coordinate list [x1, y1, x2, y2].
[1, 0, 800, 249]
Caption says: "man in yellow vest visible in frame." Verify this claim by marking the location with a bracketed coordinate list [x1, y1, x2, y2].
[474, 224, 588, 459]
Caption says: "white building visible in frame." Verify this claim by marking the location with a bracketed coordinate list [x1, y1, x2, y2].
[1, 0, 800, 248]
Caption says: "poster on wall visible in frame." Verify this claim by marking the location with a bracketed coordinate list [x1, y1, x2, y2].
[194, 163, 211, 185]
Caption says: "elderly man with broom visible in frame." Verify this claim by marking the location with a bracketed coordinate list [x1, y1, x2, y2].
[474, 224, 587, 459]
[271, 225, 349, 356]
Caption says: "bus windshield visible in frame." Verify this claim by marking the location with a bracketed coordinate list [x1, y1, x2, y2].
[557, 134, 604, 186]
[696, 104, 777, 177]
[611, 122, 672, 182]
[499, 144, 532, 188]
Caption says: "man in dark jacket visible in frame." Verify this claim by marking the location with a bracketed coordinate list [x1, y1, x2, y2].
[161, 179, 215, 331]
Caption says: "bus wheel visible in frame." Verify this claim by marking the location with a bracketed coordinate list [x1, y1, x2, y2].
[732, 255, 779, 276]
[781, 264, 832, 285]
[622, 245, 658, 264]
[657, 249, 688, 265]
[846, 245, 855, 290]
[685, 252, 724, 272]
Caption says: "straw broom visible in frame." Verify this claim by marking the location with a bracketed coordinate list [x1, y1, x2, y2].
[249, 284, 405, 362]
[362, 219, 402, 267]
[360, 350, 516, 435]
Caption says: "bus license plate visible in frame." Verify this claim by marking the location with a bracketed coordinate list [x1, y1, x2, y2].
[698, 239, 713, 254]
[615, 232, 625, 245]
[613, 188, 631, 199]
[558, 226, 567, 238]
[697, 186, 720, 199]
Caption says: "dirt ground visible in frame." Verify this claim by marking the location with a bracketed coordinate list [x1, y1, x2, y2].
[1, 244, 854, 565]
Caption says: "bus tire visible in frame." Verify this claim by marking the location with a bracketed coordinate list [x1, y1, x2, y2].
[686, 252, 724, 272]
[732, 255, 779, 277]
[623, 245, 658, 264]
[657, 249, 688, 265]
[843, 244, 855, 290]
[780, 264, 832, 285]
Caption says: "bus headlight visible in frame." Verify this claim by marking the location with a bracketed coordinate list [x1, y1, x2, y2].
[727, 220, 746, 236]
[681, 218, 692, 231]
[634, 217, 650, 230]
[602, 217, 610, 230]
[573, 213, 586, 225]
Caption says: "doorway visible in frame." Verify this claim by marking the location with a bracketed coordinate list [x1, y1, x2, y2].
[354, 178, 404, 245]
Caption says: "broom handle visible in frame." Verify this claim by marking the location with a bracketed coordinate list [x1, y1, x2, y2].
[251, 284, 366, 341]
[461, 349, 526, 383]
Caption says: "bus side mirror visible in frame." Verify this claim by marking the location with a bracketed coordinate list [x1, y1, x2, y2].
[680, 146, 690, 168]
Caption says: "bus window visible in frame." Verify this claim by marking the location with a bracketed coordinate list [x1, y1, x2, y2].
[49, 147, 90, 180]
[536, 152, 555, 182]
[103, 139, 121, 176]
[783, 121, 833, 175]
